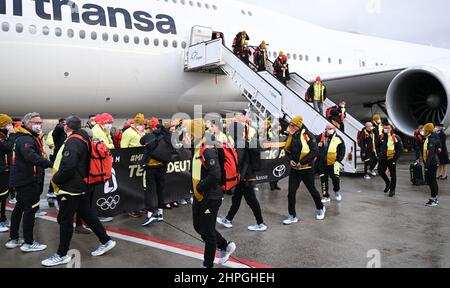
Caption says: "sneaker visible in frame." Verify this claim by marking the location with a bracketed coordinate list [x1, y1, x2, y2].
[335, 192, 343, 202]
[216, 216, 233, 228]
[5, 239, 24, 249]
[219, 242, 236, 264]
[75, 226, 92, 235]
[8, 198, 17, 205]
[0, 222, 9, 233]
[248, 223, 267, 232]
[41, 254, 72, 267]
[156, 214, 164, 222]
[142, 216, 158, 227]
[283, 215, 299, 225]
[425, 199, 439, 207]
[164, 203, 172, 210]
[321, 196, 331, 203]
[179, 199, 188, 205]
[91, 240, 116, 257]
[46, 192, 57, 198]
[35, 210, 47, 217]
[364, 175, 371, 180]
[370, 170, 377, 176]
[20, 241, 47, 253]
[315, 206, 326, 220]
[171, 201, 179, 208]
[99, 217, 113, 223]
[389, 190, 396, 197]
[384, 183, 391, 193]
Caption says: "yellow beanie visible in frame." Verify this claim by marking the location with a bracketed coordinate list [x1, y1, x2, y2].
[290, 115, 304, 129]
[260, 41, 267, 49]
[424, 123, 435, 134]
[0, 114, 13, 127]
[279, 51, 284, 57]
[183, 119, 205, 139]
[134, 113, 145, 125]
[372, 114, 381, 122]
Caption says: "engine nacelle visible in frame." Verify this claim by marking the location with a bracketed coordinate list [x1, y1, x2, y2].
[386, 66, 450, 136]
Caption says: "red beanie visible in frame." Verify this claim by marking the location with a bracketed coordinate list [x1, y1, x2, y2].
[95, 113, 114, 125]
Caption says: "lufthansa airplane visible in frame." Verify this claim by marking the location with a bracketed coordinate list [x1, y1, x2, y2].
[0, 0, 449, 136]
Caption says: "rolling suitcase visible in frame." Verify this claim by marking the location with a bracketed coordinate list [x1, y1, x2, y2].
[410, 163, 424, 186]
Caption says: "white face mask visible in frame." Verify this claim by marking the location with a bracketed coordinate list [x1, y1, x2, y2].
[384, 129, 389, 134]
[420, 131, 425, 136]
[5, 124, 13, 131]
[327, 130, 335, 136]
[104, 124, 112, 131]
[136, 125, 145, 132]
[31, 124, 42, 134]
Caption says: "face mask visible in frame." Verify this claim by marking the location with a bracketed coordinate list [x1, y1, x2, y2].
[327, 130, 335, 136]
[384, 129, 390, 134]
[31, 124, 42, 134]
[5, 124, 13, 131]
[104, 124, 112, 131]
[377, 120, 382, 124]
[419, 131, 425, 136]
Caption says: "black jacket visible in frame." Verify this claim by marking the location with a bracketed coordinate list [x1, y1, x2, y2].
[359, 128, 376, 159]
[376, 132, 403, 162]
[197, 147, 223, 200]
[52, 130, 91, 194]
[424, 133, 442, 169]
[235, 136, 262, 182]
[315, 132, 345, 168]
[285, 126, 318, 168]
[10, 127, 53, 188]
[140, 125, 173, 167]
[53, 123, 67, 155]
[414, 129, 425, 161]
[0, 130, 16, 173]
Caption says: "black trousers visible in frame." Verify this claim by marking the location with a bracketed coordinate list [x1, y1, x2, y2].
[269, 181, 279, 190]
[193, 198, 228, 268]
[47, 155, 55, 193]
[144, 166, 166, 211]
[363, 152, 378, 174]
[426, 165, 439, 198]
[0, 172, 9, 222]
[56, 193, 111, 256]
[288, 169, 323, 217]
[320, 165, 340, 197]
[226, 181, 264, 225]
[10, 183, 41, 244]
[378, 159, 397, 191]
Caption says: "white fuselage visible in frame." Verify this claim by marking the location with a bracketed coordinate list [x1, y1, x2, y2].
[1, 0, 450, 119]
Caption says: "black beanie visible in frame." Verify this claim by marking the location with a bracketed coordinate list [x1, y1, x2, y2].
[66, 115, 82, 130]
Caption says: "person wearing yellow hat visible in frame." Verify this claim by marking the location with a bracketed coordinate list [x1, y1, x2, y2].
[377, 123, 403, 197]
[422, 123, 442, 207]
[254, 41, 268, 72]
[232, 31, 250, 56]
[273, 51, 291, 85]
[182, 119, 236, 268]
[305, 76, 327, 115]
[372, 114, 383, 136]
[0, 114, 16, 232]
[121, 113, 146, 149]
[283, 115, 326, 224]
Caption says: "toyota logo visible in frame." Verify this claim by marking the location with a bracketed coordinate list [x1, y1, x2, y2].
[273, 165, 287, 178]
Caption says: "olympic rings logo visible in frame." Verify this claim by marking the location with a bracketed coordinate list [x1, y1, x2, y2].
[96, 195, 121, 211]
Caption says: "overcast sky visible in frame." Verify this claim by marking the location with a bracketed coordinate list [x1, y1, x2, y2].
[241, 0, 450, 49]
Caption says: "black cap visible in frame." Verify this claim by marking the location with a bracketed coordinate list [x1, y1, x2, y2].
[66, 115, 82, 130]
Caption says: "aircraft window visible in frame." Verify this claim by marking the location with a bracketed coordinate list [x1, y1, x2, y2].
[197, 2, 202, 8]
[375, 63, 379, 66]
[16, 23, 23, 33]
[328, 57, 332, 64]
[55, 27, 62, 37]
[181, 0, 185, 4]
[292, 54, 297, 60]
[67, 29, 74, 38]
[91, 31, 97, 40]
[124, 35, 129, 43]
[181, 41, 187, 49]
[29, 25, 37, 35]
[102, 33, 108, 41]
[113, 34, 119, 42]
[287, 53, 291, 59]
[1, 22, 9, 32]
[172, 0, 177, 3]
[305, 55, 309, 61]
[317, 56, 321, 62]
[299, 54, 303, 61]
[42, 26, 50, 35]
[144, 37, 150, 45]
[163, 39, 169, 47]
[273, 52, 277, 58]
[205, 3, 210, 9]
[189, 1, 193, 6]
[362, 61, 366, 67]
[339, 59, 343, 65]
[241, 10, 246, 15]
[173, 40, 178, 48]
[134, 36, 140, 44]
[154, 38, 159, 46]
[79, 30, 85, 39]
[212, 4, 217, 10]
[248, 11, 253, 16]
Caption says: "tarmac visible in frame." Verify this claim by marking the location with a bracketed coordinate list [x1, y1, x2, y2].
[1, 154, 449, 268]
